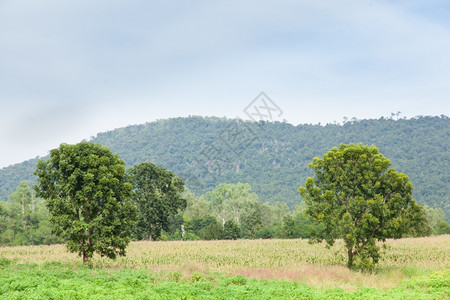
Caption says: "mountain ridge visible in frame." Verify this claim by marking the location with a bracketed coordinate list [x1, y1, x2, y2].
[1, 115, 448, 219]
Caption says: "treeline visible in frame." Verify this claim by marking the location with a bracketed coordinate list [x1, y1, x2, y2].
[1, 180, 448, 247]
[0, 181, 63, 246]
[1, 115, 449, 220]
[163, 183, 450, 242]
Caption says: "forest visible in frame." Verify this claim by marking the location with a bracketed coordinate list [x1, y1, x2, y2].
[1, 136, 449, 247]
[0, 115, 448, 220]
[1, 179, 449, 247]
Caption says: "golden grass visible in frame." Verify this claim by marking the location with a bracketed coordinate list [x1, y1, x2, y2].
[1, 235, 448, 290]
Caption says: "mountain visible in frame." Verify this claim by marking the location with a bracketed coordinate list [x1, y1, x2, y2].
[0, 115, 449, 219]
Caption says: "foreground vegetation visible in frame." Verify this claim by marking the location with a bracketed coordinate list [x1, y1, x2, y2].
[1, 236, 448, 299]
[1, 262, 448, 299]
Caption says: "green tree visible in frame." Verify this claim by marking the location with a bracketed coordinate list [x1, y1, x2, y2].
[183, 192, 211, 220]
[240, 203, 263, 238]
[0, 202, 8, 242]
[436, 221, 450, 235]
[8, 181, 33, 226]
[282, 212, 321, 239]
[30, 200, 65, 245]
[224, 220, 240, 240]
[404, 203, 432, 237]
[198, 220, 225, 240]
[0, 184, 64, 247]
[184, 215, 218, 238]
[207, 183, 258, 226]
[129, 162, 186, 241]
[34, 142, 135, 263]
[299, 143, 427, 270]
[423, 205, 449, 235]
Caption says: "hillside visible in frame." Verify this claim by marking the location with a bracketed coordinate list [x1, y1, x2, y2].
[0, 115, 449, 218]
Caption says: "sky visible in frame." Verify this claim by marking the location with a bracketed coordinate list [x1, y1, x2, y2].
[1, 0, 450, 169]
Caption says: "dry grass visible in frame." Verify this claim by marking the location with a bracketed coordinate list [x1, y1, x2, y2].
[1, 235, 448, 290]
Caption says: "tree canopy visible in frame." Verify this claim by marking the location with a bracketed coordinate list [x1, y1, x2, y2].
[8, 181, 33, 226]
[299, 143, 427, 270]
[34, 142, 135, 263]
[129, 162, 186, 241]
[206, 182, 259, 226]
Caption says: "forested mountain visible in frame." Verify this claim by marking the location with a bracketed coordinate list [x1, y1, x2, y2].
[0, 115, 449, 219]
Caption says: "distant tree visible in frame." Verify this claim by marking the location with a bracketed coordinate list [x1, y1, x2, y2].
[0, 186, 63, 247]
[30, 199, 65, 245]
[0, 202, 7, 240]
[34, 142, 135, 263]
[129, 162, 186, 241]
[299, 143, 428, 271]
[8, 181, 32, 226]
[404, 204, 432, 237]
[199, 220, 225, 240]
[207, 183, 258, 226]
[184, 215, 218, 238]
[269, 202, 291, 225]
[183, 192, 211, 220]
[436, 221, 450, 235]
[282, 212, 321, 239]
[423, 205, 449, 235]
[240, 203, 263, 238]
[224, 220, 240, 240]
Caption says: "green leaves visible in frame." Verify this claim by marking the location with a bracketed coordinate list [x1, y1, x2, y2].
[207, 183, 259, 227]
[34, 142, 135, 263]
[129, 162, 186, 241]
[299, 143, 428, 271]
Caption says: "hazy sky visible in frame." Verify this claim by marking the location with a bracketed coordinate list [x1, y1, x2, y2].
[1, 0, 450, 168]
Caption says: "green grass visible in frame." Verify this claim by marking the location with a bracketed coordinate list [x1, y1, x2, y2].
[1, 236, 449, 298]
[0, 261, 448, 299]
[1, 236, 449, 290]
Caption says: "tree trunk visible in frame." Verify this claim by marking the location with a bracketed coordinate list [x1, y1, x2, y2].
[147, 215, 153, 241]
[217, 214, 225, 226]
[347, 247, 354, 269]
[81, 239, 88, 264]
[31, 195, 36, 213]
[21, 197, 26, 226]
[82, 251, 89, 264]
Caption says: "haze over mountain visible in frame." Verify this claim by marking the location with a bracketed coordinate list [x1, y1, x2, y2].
[0, 115, 448, 219]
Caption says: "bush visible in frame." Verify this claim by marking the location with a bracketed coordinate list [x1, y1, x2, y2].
[198, 221, 225, 240]
[436, 221, 450, 235]
[224, 220, 240, 240]
[183, 232, 201, 241]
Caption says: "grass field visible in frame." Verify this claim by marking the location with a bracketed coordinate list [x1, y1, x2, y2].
[1, 236, 449, 299]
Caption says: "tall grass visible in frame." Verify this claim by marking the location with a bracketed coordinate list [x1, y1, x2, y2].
[1, 235, 448, 290]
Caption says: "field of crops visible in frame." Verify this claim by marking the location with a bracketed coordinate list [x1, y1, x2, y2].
[1, 236, 449, 299]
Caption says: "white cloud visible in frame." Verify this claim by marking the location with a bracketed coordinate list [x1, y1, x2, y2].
[0, 0, 449, 167]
